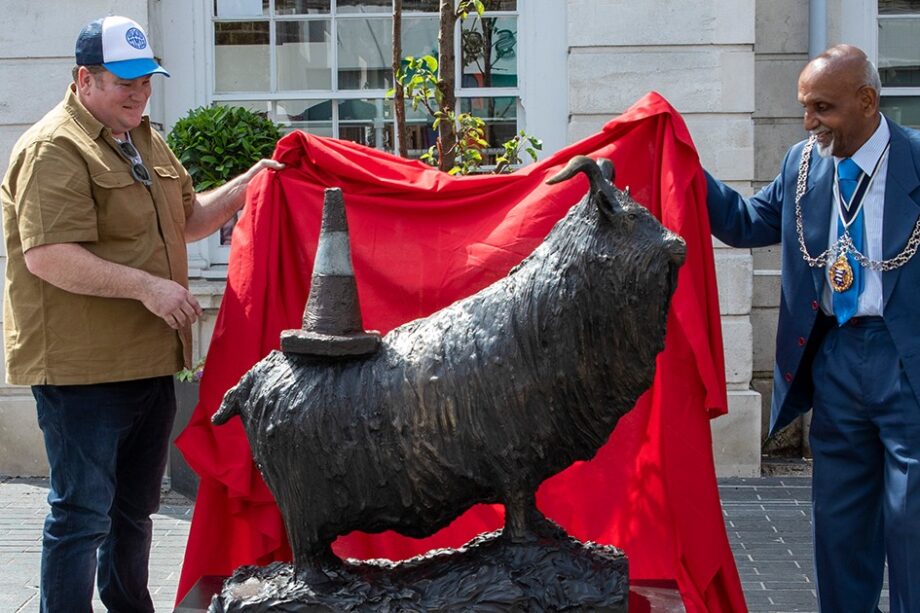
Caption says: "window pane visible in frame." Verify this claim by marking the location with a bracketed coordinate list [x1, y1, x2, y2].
[338, 98, 394, 150]
[214, 0, 268, 17]
[881, 96, 920, 129]
[340, 98, 393, 120]
[461, 16, 518, 87]
[402, 16, 438, 58]
[337, 0, 391, 13]
[480, 0, 517, 10]
[277, 99, 335, 135]
[878, 0, 920, 15]
[459, 96, 517, 165]
[403, 0, 439, 12]
[275, 0, 330, 14]
[337, 17, 394, 89]
[459, 96, 516, 120]
[214, 22, 270, 92]
[277, 21, 333, 90]
[878, 17, 920, 86]
[213, 99, 273, 113]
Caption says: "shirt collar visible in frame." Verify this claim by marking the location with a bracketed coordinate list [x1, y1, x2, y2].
[835, 115, 890, 175]
[63, 84, 107, 140]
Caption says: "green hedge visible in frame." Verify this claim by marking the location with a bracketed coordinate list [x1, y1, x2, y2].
[167, 105, 282, 191]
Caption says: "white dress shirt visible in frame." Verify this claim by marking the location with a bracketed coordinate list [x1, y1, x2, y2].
[821, 116, 890, 317]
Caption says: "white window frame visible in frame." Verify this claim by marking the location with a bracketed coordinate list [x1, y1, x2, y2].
[162, 0, 566, 274]
[206, 0, 530, 266]
[843, 1, 920, 114]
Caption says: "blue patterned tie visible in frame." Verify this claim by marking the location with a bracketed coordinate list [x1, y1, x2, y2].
[832, 158, 864, 325]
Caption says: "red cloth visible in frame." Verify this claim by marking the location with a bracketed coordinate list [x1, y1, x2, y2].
[175, 92, 747, 612]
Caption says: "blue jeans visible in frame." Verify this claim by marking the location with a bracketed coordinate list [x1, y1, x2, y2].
[33, 377, 176, 613]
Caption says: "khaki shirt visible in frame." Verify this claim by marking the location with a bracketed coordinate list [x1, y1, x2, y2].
[1, 86, 195, 385]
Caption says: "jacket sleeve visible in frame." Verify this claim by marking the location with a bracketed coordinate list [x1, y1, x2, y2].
[704, 147, 795, 249]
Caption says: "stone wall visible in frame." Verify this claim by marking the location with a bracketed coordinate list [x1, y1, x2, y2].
[752, 0, 811, 455]
[567, 0, 762, 476]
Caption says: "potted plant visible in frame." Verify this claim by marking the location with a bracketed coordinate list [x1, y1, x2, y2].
[167, 104, 283, 190]
[167, 358, 205, 499]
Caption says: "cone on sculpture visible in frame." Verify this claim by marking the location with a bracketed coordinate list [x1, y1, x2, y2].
[280, 188, 381, 356]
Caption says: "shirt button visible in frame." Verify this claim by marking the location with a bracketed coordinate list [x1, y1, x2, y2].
[784, 372, 794, 383]
[811, 300, 819, 311]
[798, 337, 806, 346]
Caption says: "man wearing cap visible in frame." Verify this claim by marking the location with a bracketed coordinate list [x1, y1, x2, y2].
[705, 45, 920, 612]
[1, 16, 282, 612]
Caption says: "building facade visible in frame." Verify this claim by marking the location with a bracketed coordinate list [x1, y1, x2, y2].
[1, 0, 917, 477]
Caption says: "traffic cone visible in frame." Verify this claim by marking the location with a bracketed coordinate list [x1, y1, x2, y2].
[280, 187, 381, 356]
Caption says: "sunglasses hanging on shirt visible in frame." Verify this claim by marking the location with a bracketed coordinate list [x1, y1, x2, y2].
[114, 138, 152, 187]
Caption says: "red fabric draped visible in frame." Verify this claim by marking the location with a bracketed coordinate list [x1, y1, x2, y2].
[175, 92, 747, 613]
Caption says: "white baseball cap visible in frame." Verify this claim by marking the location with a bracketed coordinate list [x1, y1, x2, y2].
[75, 16, 170, 79]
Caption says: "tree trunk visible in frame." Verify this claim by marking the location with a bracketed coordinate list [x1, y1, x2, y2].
[437, 0, 457, 171]
[392, 0, 408, 158]
[481, 13, 496, 135]
[481, 13, 494, 88]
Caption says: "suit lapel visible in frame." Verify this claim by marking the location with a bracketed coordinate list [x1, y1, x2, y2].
[801, 151, 834, 296]
[882, 120, 920, 307]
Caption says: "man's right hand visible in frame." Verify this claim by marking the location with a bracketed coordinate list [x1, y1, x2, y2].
[141, 277, 203, 329]
[24, 243, 202, 329]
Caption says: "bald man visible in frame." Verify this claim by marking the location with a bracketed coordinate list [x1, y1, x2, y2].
[706, 45, 920, 612]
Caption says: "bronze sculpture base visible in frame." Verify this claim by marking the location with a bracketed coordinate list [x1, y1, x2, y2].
[207, 529, 628, 612]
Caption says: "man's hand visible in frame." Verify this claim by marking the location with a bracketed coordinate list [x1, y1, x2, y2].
[140, 277, 203, 329]
[23, 243, 200, 328]
[185, 158, 286, 242]
[240, 158, 285, 183]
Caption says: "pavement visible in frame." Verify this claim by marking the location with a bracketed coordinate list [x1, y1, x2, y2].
[0, 471, 891, 613]
[0, 479, 192, 613]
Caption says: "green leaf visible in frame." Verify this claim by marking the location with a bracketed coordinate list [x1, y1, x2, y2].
[168, 105, 282, 191]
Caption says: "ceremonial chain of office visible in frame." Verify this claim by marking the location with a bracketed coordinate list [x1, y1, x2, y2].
[795, 135, 920, 272]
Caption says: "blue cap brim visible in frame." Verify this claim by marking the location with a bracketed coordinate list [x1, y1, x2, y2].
[103, 58, 170, 79]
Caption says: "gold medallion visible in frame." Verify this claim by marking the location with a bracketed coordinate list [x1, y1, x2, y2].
[829, 254, 854, 292]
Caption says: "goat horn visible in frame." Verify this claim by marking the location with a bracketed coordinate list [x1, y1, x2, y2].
[546, 155, 620, 211]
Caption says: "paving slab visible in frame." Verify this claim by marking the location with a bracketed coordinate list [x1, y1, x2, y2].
[1, 475, 893, 613]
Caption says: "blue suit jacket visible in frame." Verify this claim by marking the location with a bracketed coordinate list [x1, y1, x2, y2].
[706, 117, 920, 436]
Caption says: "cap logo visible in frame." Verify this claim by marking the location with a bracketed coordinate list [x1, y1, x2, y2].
[125, 27, 147, 50]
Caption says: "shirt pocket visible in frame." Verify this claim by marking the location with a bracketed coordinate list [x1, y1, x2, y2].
[91, 169, 158, 242]
[153, 165, 187, 228]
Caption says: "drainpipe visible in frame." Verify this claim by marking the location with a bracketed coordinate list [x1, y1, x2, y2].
[809, 0, 827, 58]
